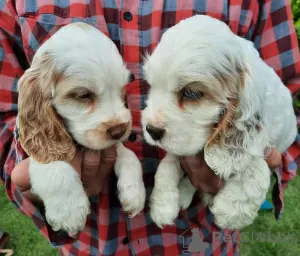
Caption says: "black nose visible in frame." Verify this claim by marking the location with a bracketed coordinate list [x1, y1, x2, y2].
[146, 125, 165, 141]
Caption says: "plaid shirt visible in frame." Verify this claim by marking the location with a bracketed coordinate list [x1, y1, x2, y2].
[1, 0, 300, 255]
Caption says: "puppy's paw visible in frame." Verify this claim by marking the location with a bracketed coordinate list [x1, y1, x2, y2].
[150, 186, 180, 228]
[44, 188, 90, 234]
[118, 181, 146, 217]
[201, 193, 214, 207]
[29, 160, 90, 235]
[115, 143, 146, 217]
[179, 176, 197, 210]
[210, 196, 258, 230]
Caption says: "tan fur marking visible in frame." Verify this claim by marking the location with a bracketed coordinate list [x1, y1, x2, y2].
[206, 98, 239, 147]
[18, 54, 75, 164]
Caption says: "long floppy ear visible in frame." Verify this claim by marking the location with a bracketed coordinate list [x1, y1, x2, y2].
[204, 60, 269, 179]
[18, 53, 75, 164]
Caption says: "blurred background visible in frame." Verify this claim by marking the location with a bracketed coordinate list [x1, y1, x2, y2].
[1, 1, 300, 256]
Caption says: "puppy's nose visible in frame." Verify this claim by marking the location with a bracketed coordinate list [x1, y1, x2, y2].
[146, 125, 165, 141]
[107, 123, 127, 140]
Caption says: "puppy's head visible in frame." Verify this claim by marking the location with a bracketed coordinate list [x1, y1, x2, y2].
[18, 23, 131, 163]
[142, 15, 261, 156]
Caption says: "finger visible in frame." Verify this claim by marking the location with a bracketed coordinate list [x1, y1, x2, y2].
[198, 178, 223, 195]
[265, 148, 282, 169]
[81, 149, 101, 188]
[179, 153, 223, 194]
[11, 159, 43, 202]
[99, 145, 117, 174]
[82, 149, 101, 174]
[178, 156, 191, 174]
[178, 152, 205, 175]
[70, 149, 83, 178]
[11, 159, 31, 191]
[84, 146, 116, 197]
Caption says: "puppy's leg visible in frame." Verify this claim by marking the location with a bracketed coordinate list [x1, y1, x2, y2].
[29, 158, 90, 234]
[115, 143, 146, 216]
[179, 177, 213, 210]
[209, 158, 270, 229]
[201, 193, 214, 207]
[178, 176, 197, 210]
[150, 153, 184, 227]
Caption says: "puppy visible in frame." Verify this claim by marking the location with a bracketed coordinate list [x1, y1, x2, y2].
[142, 15, 297, 229]
[17, 22, 145, 234]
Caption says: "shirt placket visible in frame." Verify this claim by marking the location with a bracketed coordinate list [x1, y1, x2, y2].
[118, 1, 146, 255]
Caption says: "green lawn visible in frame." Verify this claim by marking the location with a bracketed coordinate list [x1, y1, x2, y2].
[0, 184, 58, 256]
[240, 173, 300, 256]
[1, 173, 300, 255]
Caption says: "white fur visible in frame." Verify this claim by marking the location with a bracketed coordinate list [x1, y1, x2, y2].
[149, 154, 184, 227]
[115, 143, 146, 216]
[29, 159, 90, 234]
[142, 15, 297, 229]
[23, 23, 145, 234]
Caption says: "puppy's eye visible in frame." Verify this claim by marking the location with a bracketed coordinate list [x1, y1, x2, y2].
[181, 89, 202, 100]
[67, 90, 95, 104]
[77, 92, 92, 100]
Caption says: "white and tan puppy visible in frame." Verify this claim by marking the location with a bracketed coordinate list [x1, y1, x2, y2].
[17, 23, 145, 234]
[142, 15, 297, 229]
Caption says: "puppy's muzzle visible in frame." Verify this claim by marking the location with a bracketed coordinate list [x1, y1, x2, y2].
[146, 125, 165, 141]
[107, 123, 128, 140]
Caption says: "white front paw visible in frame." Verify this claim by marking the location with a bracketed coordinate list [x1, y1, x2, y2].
[201, 193, 214, 207]
[118, 181, 146, 216]
[179, 176, 197, 210]
[150, 186, 180, 228]
[29, 160, 90, 235]
[115, 143, 146, 217]
[45, 190, 90, 234]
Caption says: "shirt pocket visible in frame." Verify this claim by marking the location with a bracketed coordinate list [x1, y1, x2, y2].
[19, 14, 109, 63]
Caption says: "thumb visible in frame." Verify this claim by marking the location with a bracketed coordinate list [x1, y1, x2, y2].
[11, 158, 30, 191]
[265, 148, 282, 170]
[11, 158, 41, 202]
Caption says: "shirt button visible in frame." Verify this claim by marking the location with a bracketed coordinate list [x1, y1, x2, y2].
[122, 236, 129, 245]
[128, 132, 137, 142]
[124, 12, 133, 22]
[129, 73, 135, 82]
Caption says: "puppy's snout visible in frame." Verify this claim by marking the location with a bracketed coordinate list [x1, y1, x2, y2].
[146, 125, 165, 141]
[107, 123, 128, 140]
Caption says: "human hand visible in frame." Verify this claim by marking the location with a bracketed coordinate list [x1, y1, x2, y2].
[11, 146, 117, 202]
[179, 148, 282, 195]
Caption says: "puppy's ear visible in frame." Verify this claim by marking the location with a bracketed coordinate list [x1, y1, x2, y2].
[204, 63, 269, 179]
[18, 53, 75, 164]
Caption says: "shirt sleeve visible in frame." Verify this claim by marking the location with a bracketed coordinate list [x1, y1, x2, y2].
[251, 0, 300, 219]
[0, 0, 75, 246]
[0, 2, 26, 182]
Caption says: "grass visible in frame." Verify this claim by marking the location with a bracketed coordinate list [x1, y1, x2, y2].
[240, 173, 300, 256]
[1, 174, 300, 255]
[0, 184, 58, 256]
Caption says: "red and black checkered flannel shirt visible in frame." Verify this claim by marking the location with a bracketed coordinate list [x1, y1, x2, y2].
[1, 0, 300, 255]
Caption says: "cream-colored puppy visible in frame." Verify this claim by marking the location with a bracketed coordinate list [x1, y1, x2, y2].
[17, 23, 145, 234]
[142, 15, 297, 229]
